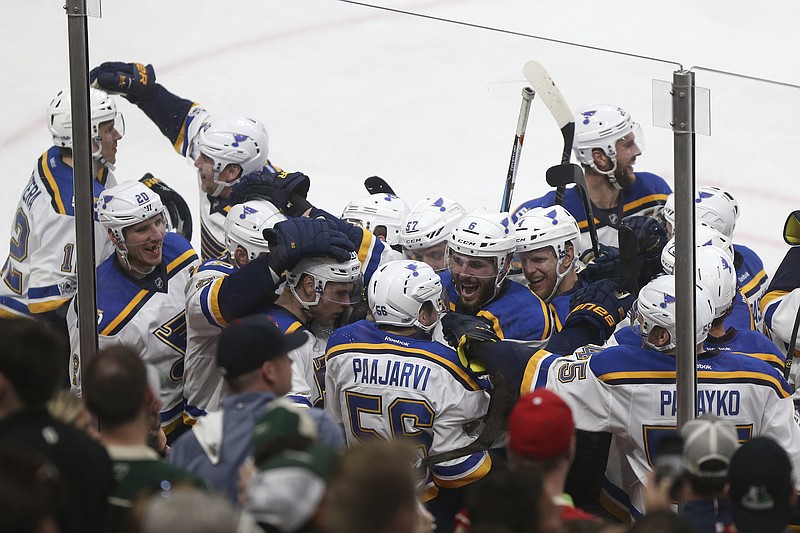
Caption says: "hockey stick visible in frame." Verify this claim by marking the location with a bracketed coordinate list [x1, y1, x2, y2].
[364, 176, 396, 196]
[546, 164, 600, 257]
[784, 305, 800, 380]
[501, 87, 536, 212]
[617, 225, 639, 296]
[523, 60, 575, 205]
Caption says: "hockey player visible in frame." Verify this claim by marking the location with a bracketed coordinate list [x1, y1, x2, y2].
[512, 104, 671, 252]
[399, 196, 466, 272]
[442, 208, 553, 348]
[89, 61, 311, 260]
[514, 206, 585, 329]
[67, 181, 200, 440]
[325, 259, 493, 532]
[695, 186, 768, 332]
[445, 275, 800, 521]
[341, 193, 410, 249]
[660, 225, 755, 331]
[266, 253, 363, 408]
[183, 200, 286, 419]
[0, 87, 123, 325]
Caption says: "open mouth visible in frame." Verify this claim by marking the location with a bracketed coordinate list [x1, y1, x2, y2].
[459, 278, 481, 301]
[144, 242, 162, 258]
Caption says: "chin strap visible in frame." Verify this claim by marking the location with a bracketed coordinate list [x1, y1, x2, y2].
[590, 159, 623, 190]
[92, 138, 116, 171]
[544, 259, 575, 303]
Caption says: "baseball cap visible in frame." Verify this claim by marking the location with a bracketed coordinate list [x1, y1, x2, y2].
[247, 445, 336, 532]
[680, 414, 739, 478]
[507, 389, 575, 460]
[728, 437, 794, 533]
[216, 315, 307, 378]
[252, 399, 318, 467]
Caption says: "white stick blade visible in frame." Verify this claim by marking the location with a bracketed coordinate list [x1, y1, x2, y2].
[523, 60, 573, 128]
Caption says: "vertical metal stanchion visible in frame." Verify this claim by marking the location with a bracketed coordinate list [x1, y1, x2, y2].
[66, 0, 99, 383]
[672, 70, 697, 429]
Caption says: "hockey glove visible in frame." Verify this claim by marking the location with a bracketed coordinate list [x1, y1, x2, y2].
[229, 169, 312, 217]
[139, 174, 193, 241]
[440, 312, 500, 372]
[565, 278, 634, 340]
[621, 215, 669, 288]
[264, 217, 356, 273]
[90, 62, 156, 104]
[579, 243, 620, 283]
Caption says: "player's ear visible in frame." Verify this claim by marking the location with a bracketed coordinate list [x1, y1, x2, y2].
[562, 242, 575, 267]
[223, 163, 243, 183]
[301, 273, 316, 297]
[591, 148, 611, 170]
[234, 245, 249, 267]
[108, 228, 120, 246]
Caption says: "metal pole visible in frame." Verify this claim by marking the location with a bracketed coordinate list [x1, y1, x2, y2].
[66, 0, 99, 382]
[672, 70, 697, 429]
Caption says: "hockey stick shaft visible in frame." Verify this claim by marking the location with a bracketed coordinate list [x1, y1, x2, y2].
[501, 87, 536, 212]
[523, 61, 575, 204]
[784, 304, 800, 380]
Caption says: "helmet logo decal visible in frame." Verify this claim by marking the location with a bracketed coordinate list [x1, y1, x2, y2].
[500, 216, 510, 234]
[231, 133, 250, 147]
[545, 209, 559, 225]
[432, 198, 446, 212]
[696, 190, 714, 203]
[405, 263, 420, 277]
[240, 205, 258, 219]
[581, 110, 597, 124]
[661, 294, 676, 308]
[384, 195, 393, 202]
[721, 257, 732, 272]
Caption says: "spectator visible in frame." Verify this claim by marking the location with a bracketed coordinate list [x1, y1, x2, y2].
[728, 437, 796, 533]
[679, 414, 740, 532]
[0, 318, 113, 533]
[82, 345, 206, 532]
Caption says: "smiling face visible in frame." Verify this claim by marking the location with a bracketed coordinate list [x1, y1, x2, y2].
[611, 131, 642, 187]
[448, 251, 498, 312]
[119, 213, 167, 272]
[520, 247, 559, 300]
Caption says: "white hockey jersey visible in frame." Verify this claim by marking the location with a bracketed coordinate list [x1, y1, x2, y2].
[521, 344, 800, 519]
[0, 147, 116, 317]
[325, 320, 493, 501]
[68, 232, 199, 434]
[183, 256, 237, 420]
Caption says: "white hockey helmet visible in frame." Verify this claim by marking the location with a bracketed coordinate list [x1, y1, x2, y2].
[286, 253, 363, 311]
[341, 193, 410, 246]
[399, 196, 466, 251]
[661, 223, 735, 274]
[367, 260, 444, 333]
[96, 181, 167, 267]
[447, 208, 517, 291]
[573, 104, 642, 189]
[190, 115, 269, 197]
[515, 206, 580, 256]
[223, 200, 287, 261]
[634, 275, 715, 352]
[48, 87, 124, 169]
[694, 186, 739, 239]
[694, 246, 738, 319]
[661, 192, 676, 231]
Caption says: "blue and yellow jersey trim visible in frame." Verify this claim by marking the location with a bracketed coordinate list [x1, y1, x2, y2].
[38, 147, 110, 216]
[199, 277, 228, 328]
[172, 103, 203, 156]
[740, 269, 767, 299]
[326, 342, 482, 391]
[622, 193, 669, 214]
[432, 451, 492, 489]
[520, 349, 559, 394]
[27, 290, 72, 313]
[355, 227, 384, 284]
[597, 369, 790, 399]
[98, 237, 197, 336]
[200, 221, 227, 261]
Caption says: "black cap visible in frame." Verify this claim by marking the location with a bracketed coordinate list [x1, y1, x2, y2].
[216, 315, 307, 378]
[729, 437, 794, 533]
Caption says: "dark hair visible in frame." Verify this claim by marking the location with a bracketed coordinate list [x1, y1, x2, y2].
[0, 446, 60, 533]
[0, 318, 64, 406]
[629, 511, 694, 533]
[83, 345, 147, 427]
[467, 466, 545, 533]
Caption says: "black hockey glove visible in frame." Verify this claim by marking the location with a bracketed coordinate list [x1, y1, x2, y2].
[620, 214, 669, 287]
[229, 169, 312, 217]
[264, 217, 356, 273]
[90, 62, 157, 104]
[441, 312, 500, 372]
[139, 174, 193, 241]
[580, 243, 620, 283]
[565, 279, 634, 340]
